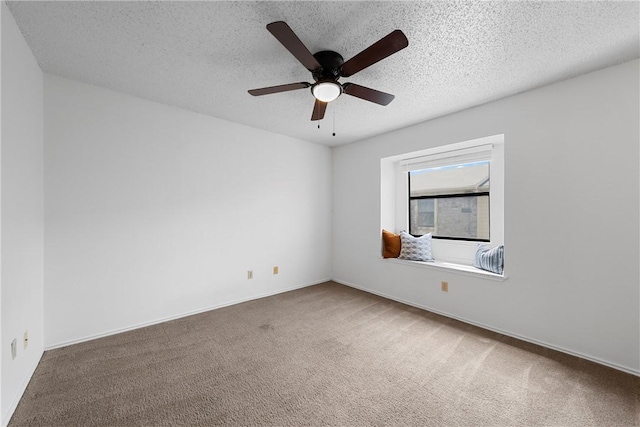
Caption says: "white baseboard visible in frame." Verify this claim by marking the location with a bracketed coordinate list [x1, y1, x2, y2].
[333, 278, 640, 377]
[45, 278, 330, 351]
[1, 349, 44, 427]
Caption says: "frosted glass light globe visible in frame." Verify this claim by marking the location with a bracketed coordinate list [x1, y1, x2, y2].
[312, 82, 342, 102]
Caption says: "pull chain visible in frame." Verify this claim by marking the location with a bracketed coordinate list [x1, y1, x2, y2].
[332, 108, 336, 137]
[315, 107, 336, 136]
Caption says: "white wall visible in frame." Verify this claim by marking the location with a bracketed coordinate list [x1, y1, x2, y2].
[332, 60, 640, 374]
[1, 2, 3, 419]
[44, 75, 332, 347]
[1, 2, 44, 424]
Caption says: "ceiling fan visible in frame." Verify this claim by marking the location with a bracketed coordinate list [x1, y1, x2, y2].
[248, 21, 409, 121]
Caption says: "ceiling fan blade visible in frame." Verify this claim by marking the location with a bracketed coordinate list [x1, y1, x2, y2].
[343, 83, 395, 106]
[311, 99, 327, 121]
[340, 30, 408, 78]
[266, 21, 322, 72]
[248, 82, 310, 96]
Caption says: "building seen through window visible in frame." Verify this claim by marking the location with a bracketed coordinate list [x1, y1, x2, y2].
[409, 161, 490, 241]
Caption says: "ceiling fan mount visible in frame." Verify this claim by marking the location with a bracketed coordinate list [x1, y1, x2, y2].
[248, 21, 408, 121]
[310, 51, 345, 103]
[311, 50, 344, 81]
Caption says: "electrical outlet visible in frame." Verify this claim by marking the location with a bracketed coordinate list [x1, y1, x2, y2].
[24, 331, 29, 349]
[441, 281, 449, 292]
[11, 339, 17, 360]
[247, 270, 253, 279]
[273, 266, 278, 275]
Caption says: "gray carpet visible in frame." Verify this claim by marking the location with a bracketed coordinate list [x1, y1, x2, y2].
[9, 281, 640, 426]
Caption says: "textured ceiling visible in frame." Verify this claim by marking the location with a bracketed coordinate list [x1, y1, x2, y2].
[6, 1, 639, 147]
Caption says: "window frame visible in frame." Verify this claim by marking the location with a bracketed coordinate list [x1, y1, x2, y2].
[381, 134, 504, 267]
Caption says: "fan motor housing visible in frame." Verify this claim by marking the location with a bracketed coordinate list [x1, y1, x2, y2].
[312, 50, 344, 81]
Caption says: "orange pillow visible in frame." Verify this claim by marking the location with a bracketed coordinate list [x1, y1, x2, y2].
[382, 229, 401, 258]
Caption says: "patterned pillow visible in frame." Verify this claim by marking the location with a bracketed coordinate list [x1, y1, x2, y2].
[474, 244, 504, 274]
[398, 231, 434, 262]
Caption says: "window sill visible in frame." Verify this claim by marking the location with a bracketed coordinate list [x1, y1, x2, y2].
[383, 258, 507, 281]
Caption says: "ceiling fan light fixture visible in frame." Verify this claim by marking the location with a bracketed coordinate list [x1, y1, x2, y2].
[249, 22, 408, 121]
[312, 81, 342, 103]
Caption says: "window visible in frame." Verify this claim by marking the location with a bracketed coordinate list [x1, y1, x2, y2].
[409, 161, 490, 241]
[380, 134, 504, 267]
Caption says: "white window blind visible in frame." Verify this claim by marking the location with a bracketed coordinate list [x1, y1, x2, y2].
[399, 144, 493, 172]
